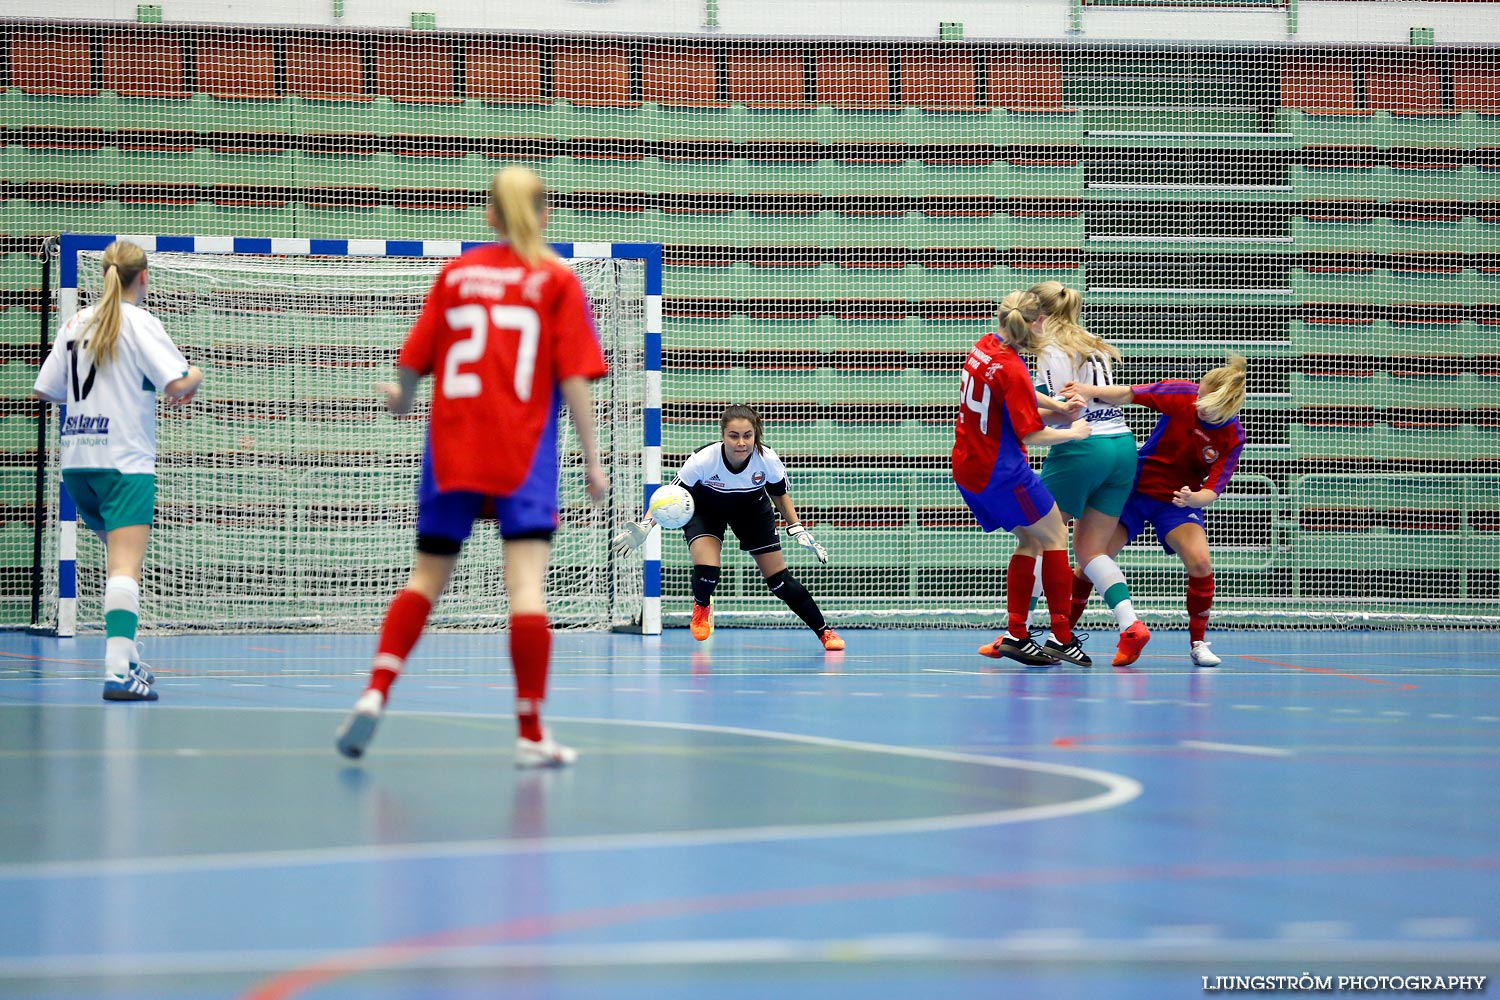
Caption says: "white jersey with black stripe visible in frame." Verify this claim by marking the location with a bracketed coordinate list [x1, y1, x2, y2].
[1036, 344, 1132, 437]
[34, 301, 190, 473]
[676, 443, 789, 497]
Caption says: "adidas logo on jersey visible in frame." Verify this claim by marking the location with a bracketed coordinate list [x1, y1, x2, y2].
[708, 474, 722, 482]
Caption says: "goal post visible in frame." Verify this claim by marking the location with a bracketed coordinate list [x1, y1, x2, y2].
[46, 233, 664, 636]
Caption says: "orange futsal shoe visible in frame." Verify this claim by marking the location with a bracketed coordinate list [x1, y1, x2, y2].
[690, 600, 714, 641]
[819, 628, 846, 651]
[1112, 621, 1152, 667]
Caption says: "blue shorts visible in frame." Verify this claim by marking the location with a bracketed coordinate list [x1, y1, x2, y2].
[1119, 491, 1207, 554]
[415, 430, 559, 547]
[957, 465, 1057, 533]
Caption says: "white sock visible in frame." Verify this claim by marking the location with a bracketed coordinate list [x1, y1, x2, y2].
[1082, 555, 1138, 630]
[104, 576, 141, 679]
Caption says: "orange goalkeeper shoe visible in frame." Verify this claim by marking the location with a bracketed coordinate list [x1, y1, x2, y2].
[690, 601, 714, 641]
[819, 628, 846, 651]
[978, 636, 1004, 658]
[1112, 621, 1152, 667]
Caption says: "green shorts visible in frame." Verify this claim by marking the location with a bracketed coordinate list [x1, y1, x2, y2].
[62, 470, 156, 533]
[1040, 433, 1138, 518]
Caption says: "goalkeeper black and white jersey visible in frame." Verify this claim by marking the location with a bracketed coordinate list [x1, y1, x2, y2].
[676, 443, 790, 502]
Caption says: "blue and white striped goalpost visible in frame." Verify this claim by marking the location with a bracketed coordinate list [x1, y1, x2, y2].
[53, 233, 664, 637]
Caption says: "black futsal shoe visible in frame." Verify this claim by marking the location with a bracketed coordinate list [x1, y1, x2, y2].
[1044, 633, 1092, 667]
[981, 634, 1061, 666]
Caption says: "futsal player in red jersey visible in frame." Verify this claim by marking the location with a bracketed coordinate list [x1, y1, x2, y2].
[1067, 354, 1248, 667]
[336, 166, 609, 766]
[953, 290, 1093, 666]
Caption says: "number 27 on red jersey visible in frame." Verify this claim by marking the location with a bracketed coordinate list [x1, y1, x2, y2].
[442, 304, 541, 401]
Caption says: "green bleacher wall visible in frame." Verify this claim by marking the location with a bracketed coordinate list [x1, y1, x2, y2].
[4, 24, 1499, 627]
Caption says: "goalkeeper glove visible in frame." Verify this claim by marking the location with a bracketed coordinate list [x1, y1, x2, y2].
[786, 523, 828, 564]
[612, 520, 654, 556]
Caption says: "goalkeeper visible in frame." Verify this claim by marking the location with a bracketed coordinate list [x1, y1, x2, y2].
[615, 404, 844, 650]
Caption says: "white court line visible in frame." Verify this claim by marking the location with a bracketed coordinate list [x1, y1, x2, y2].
[1278, 920, 1353, 940]
[11, 645, 1494, 667]
[4, 938, 1496, 981]
[1401, 917, 1475, 938]
[1180, 740, 1293, 757]
[3, 661, 1491, 681]
[0, 706, 1142, 881]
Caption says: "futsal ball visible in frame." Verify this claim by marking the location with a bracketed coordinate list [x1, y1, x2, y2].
[648, 484, 695, 530]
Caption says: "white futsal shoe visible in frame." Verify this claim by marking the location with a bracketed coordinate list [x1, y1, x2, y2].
[130, 641, 154, 686]
[335, 689, 385, 759]
[516, 729, 577, 769]
[1190, 640, 1222, 667]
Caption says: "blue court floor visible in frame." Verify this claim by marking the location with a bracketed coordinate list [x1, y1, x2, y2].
[1, 627, 1497, 1000]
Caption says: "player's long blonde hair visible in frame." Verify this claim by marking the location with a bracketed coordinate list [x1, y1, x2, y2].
[1197, 354, 1249, 424]
[81, 240, 147, 369]
[996, 290, 1043, 351]
[1030, 280, 1120, 363]
[489, 166, 557, 266]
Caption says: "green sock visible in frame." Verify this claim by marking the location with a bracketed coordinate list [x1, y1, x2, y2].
[104, 576, 141, 678]
[1083, 555, 1138, 630]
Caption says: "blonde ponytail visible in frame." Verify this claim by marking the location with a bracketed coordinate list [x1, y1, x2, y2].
[1030, 280, 1120, 363]
[83, 240, 147, 369]
[996, 290, 1043, 351]
[489, 166, 556, 266]
[1197, 353, 1248, 424]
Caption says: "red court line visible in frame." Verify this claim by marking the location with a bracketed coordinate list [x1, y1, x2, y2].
[1240, 654, 1419, 690]
[1052, 731, 1176, 748]
[241, 853, 1496, 1000]
[0, 651, 96, 668]
[0, 651, 191, 675]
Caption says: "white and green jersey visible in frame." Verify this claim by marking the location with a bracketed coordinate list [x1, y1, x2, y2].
[35, 302, 190, 474]
[1036, 344, 1132, 437]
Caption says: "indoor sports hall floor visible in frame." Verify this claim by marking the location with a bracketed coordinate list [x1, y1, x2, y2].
[1, 627, 1497, 1000]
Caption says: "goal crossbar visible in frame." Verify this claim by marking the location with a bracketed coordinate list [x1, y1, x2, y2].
[50, 233, 666, 636]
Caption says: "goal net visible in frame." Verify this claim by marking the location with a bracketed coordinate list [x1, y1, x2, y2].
[41, 238, 649, 633]
[10, 24, 1500, 631]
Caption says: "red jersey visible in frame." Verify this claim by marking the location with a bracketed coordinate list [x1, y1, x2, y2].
[951, 335, 1045, 493]
[399, 244, 607, 495]
[1131, 380, 1246, 501]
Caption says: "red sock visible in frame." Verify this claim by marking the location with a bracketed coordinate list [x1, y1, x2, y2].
[1069, 571, 1094, 628]
[1041, 550, 1074, 645]
[1006, 554, 1036, 640]
[368, 589, 433, 697]
[1187, 573, 1215, 643]
[510, 614, 551, 742]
